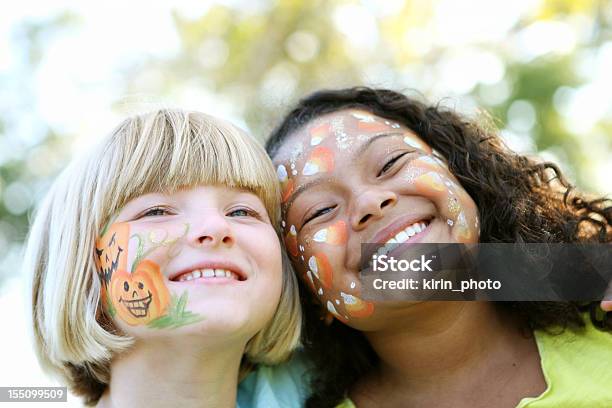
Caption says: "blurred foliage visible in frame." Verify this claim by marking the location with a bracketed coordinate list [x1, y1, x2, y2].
[2, 0, 612, 285]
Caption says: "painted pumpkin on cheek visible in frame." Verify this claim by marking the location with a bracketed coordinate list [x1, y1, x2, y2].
[95, 223, 130, 285]
[95, 222, 130, 310]
[110, 260, 170, 326]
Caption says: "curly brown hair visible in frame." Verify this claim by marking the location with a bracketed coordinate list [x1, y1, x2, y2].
[265, 86, 612, 408]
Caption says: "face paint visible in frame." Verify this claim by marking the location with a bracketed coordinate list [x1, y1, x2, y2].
[110, 260, 170, 325]
[340, 292, 374, 318]
[414, 171, 446, 192]
[308, 253, 333, 289]
[403, 136, 428, 151]
[277, 164, 295, 203]
[99, 222, 202, 328]
[326, 300, 348, 323]
[310, 122, 331, 146]
[285, 225, 299, 257]
[312, 220, 348, 245]
[95, 187, 282, 334]
[302, 146, 334, 176]
[95, 222, 130, 287]
[274, 109, 480, 329]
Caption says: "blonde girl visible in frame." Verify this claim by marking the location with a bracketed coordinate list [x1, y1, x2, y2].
[26, 110, 301, 407]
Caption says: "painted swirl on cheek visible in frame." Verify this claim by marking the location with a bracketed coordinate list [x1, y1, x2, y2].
[277, 164, 295, 203]
[308, 253, 333, 289]
[302, 146, 335, 176]
[313, 220, 348, 245]
[285, 225, 299, 257]
[340, 292, 374, 318]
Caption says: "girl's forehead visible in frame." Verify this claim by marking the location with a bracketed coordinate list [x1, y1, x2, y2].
[274, 108, 429, 167]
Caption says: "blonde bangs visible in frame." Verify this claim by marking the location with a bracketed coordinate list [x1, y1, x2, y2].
[97, 110, 280, 231]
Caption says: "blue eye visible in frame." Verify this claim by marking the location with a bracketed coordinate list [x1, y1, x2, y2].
[228, 207, 260, 218]
[141, 207, 170, 217]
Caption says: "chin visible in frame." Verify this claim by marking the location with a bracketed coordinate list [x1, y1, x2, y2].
[190, 299, 274, 337]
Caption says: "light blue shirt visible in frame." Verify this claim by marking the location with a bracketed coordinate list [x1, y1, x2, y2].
[237, 351, 311, 408]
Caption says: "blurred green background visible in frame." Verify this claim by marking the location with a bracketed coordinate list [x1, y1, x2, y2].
[1, 0, 612, 286]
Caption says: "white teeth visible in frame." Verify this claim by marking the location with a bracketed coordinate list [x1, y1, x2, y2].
[383, 220, 430, 246]
[396, 231, 409, 243]
[177, 268, 240, 281]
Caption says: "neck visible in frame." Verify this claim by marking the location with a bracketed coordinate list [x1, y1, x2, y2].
[100, 335, 245, 408]
[363, 302, 535, 394]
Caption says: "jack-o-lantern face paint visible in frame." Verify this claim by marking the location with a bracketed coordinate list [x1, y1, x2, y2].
[111, 260, 170, 325]
[273, 109, 480, 330]
[95, 186, 283, 336]
[95, 222, 130, 309]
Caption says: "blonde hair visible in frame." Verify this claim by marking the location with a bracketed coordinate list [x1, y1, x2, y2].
[25, 110, 301, 405]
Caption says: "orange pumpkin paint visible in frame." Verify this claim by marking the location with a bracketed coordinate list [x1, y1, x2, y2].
[110, 260, 170, 326]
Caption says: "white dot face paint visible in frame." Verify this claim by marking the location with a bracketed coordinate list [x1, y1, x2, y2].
[308, 256, 318, 273]
[351, 111, 376, 122]
[311, 137, 323, 146]
[277, 165, 288, 182]
[404, 136, 426, 150]
[273, 108, 480, 330]
[303, 162, 319, 176]
[313, 228, 328, 242]
[340, 291, 357, 305]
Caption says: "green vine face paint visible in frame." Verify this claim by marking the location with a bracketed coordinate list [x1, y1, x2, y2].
[94, 186, 283, 338]
[274, 109, 480, 330]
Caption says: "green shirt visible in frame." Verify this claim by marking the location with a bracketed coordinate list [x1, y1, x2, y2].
[338, 319, 612, 407]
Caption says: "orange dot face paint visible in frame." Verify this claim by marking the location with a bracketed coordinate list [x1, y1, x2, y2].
[302, 146, 334, 176]
[273, 109, 480, 330]
[308, 253, 334, 289]
[277, 164, 295, 203]
[310, 123, 331, 146]
[312, 220, 348, 245]
[285, 225, 299, 257]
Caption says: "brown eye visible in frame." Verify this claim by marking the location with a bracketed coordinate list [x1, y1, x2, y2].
[138, 282, 144, 290]
[304, 206, 336, 226]
[378, 152, 409, 177]
[123, 281, 129, 291]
